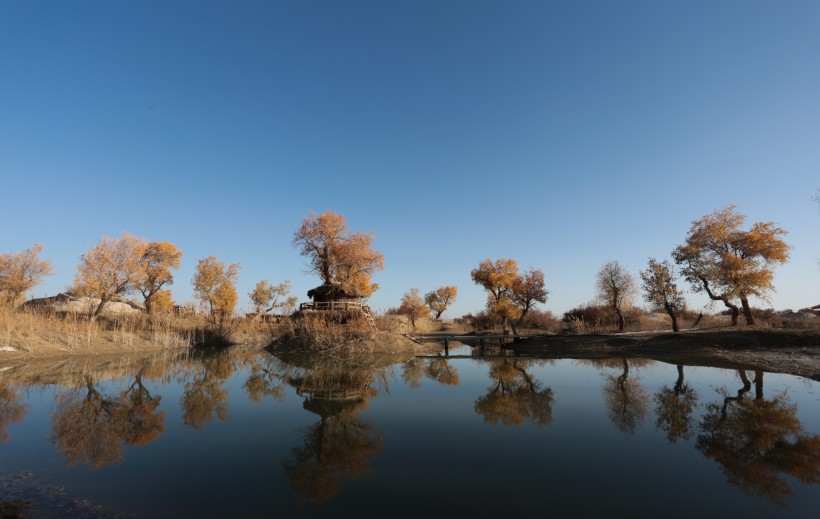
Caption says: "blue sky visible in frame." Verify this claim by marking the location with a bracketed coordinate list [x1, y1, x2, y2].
[2, 1, 818, 317]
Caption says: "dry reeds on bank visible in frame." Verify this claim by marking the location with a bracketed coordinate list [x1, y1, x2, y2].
[274, 310, 377, 354]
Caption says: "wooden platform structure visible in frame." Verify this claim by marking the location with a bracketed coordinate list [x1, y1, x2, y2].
[299, 300, 377, 329]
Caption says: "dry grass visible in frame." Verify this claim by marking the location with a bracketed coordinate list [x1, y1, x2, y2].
[274, 311, 377, 354]
[0, 306, 266, 354]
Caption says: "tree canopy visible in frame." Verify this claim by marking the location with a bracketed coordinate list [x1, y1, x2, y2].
[293, 210, 384, 297]
[73, 232, 147, 317]
[595, 260, 636, 332]
[424, 286, 458, 319]
[137, 241, 182, 314]
[249, 280, 297, 315]
[471, 259, 548, 333]
[673, 206, 789, 325]
[0, 243, 52, 306]
[398, 288, 430, 327]
[192, 256, 240, 323]
[640, 258, 685, 332]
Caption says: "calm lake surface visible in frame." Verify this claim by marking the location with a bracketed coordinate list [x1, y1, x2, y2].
[1, 344, 818, 518]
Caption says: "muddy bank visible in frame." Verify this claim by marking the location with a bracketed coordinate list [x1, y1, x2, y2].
[441, 329, 820, 381]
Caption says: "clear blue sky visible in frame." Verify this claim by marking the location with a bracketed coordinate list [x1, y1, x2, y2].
[2, 1, 818, 316]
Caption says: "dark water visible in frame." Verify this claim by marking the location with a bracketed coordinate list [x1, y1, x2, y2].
[0, 344, 818, 518]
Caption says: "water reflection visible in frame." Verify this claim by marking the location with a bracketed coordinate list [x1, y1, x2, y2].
[0, 348, 818, 513]
[654, 365, 699, 443]
[599, 359, 650, 435]
[50, 371, 165, 469]
[401, 358, 460, 388]
[180, 352, 234, 430]
[257, 354, 391, 503]
[0, 384, 28, 443]
[474, 359, 554, 427]
[696, 370, 820, 504]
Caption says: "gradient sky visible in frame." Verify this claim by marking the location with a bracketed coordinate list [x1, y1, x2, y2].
[2, 1, 819, 317]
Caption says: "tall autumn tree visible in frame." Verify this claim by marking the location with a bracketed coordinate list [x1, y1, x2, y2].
[471, 258, 521, 334]
[0, 243, 53, 306]
[137, 241, 182, 315]
[249, 280, 297, 315]
[424, 286, 458, 319]
[192, 256, 240, 324]
[640, 258, 685, 332]
[673, 206, 789, 325]
[73, 232, 147, 317]
[595, 260, 636, 332]
[293, 210, 384, 297]
[399, 288, 430, 328]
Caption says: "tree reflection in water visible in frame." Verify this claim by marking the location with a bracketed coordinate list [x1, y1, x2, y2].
[267, 354, 389, 503]
[50, 371, 165, 469]
[0, 384, 28, 443]
[401, 357, 459, 388]
[474, 359, 554, 427]
[180, 352, 234, 430]
[597, 358, 650, 435]
[654, 364, 699, 443]
[696, 370, 820, 504]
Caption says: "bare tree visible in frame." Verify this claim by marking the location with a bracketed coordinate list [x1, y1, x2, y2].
[595, 260, 636, 332]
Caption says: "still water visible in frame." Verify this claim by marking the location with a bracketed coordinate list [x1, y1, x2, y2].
[0, 345, 818, 518]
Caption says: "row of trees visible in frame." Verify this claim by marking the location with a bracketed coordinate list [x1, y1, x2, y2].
[595, 205, 790, 331]
[467, 206, 790, 333]
[2, 206, 793, 331]
[394, 286, 459, 325]
[1, 210, 381, 322]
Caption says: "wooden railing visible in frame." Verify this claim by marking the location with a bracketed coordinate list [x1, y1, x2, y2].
[299, 301, 371, 312]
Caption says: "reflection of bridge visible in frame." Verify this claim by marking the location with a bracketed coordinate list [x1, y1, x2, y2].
[407, 333, 549, 355]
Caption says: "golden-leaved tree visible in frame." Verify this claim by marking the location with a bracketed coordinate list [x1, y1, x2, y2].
[424, 286, 458, 319]
[192, 256, 240, 324]
[150, 289, 175, 314]
[673, 206, 789, 325]
[73, 233, 147, 317]
[471, 259, 548, 334]
[137, 241, 182, 315]
[293, 210, 384, 297]
[398, 288, 430, 327]
[249, 280, 297, 315]
[640, 258, 685, 332]
[0, 243, 53, 307]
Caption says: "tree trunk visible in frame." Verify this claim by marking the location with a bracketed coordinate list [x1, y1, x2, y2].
[740, 297, 755, 325]
[754, 371, 763, 400]
[698, 276, 739, 326]
[93, 296, 109, 318]
[674, 365, 684, 394]
[614, 307, 625, 331]
[516, 306, 530, 327]
[435, 310, 442, 319]
[509, 320, 519, 336]
[665, 304, 679, 332]
[726, 302, 739, 326]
